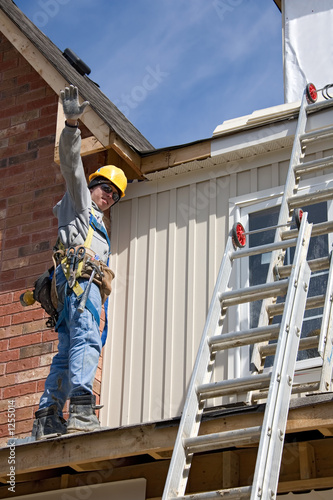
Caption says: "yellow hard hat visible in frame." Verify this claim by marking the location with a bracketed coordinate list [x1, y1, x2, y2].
[88, 165, 127, 198]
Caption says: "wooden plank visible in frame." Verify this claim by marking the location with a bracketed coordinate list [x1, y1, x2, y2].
[109, 132, 143, 178]
[222, 451, 239, 488]
[141, 141, 211, 174]
[1, 401, 333, 478]
[299, 442, 316, 480]
[0, 439, 332, 499]
[54, 134, 106, 164]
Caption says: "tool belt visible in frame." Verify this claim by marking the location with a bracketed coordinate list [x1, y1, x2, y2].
[52, 246, 115, 308]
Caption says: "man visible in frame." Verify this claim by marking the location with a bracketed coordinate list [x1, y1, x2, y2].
[32, 85, 127, 439]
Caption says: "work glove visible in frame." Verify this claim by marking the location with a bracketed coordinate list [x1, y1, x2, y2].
[60, 85, 90, 121]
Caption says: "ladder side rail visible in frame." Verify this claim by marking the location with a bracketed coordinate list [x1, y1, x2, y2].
[318, 251, 333, 392]
[262, 261, 311, 499]
[250, 215, 312, 500]
[251, 91, 309, 373]
[162, 236, 236, 499]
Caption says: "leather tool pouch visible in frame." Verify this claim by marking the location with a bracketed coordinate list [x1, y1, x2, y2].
[34, 268, 58, 328]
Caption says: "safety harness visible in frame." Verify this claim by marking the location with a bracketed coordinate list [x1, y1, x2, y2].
[54, 207, 111, 346]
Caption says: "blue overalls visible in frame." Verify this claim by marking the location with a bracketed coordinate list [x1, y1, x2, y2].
[38, 211, 110, 417]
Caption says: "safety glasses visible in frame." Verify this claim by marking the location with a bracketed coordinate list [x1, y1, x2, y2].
[100, 184, 120, 203]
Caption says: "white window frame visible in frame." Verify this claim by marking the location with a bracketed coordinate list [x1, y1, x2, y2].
[228, 174, 333, 380]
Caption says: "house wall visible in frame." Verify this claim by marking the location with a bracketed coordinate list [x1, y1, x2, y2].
[0, 34, 105, 445]
[101, 118, 333, 428]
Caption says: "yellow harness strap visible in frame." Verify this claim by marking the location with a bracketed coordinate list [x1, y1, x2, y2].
[61, 207, 96, 297]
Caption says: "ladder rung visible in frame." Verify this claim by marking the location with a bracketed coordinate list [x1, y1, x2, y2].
[169, 485, 252, 500]
[294, 154, 333, 177]
[275, 256, 330, 278]
[209, 324, 280, 352]
[252, 381, 320, 402]
[306, 98, 333, 114]
[267, 294, 325, 319]
[184, 426, 261, 455]
[281, 221, 333, 241]
[259, 335, 319, 358]
[300, 125, 333, 143]
[198, 373, 271, 401]
[219, 280, 289, 310]
[288, 186, 333, 209]
[230, 238, 298, 260]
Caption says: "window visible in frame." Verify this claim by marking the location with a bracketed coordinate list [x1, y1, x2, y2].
[248, 202, 328, 368]
[232, 182, 333, 377]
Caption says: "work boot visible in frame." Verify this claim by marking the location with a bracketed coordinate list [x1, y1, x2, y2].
[67, 394, 102, 433]
[32, 404, 67, 440]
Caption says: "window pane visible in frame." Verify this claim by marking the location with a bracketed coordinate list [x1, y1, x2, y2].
[248, 202, 328, 367]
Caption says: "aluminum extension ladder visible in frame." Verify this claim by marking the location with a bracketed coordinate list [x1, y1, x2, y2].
[162, 84, 333, 500]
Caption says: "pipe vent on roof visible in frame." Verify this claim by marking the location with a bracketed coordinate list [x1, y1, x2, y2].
[63, 48, 91, 76]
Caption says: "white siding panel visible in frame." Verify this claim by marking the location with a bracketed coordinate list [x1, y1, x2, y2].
[101, 149, 311, 427]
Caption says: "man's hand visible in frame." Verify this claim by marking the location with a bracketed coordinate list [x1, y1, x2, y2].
[60, 85, 90, 124]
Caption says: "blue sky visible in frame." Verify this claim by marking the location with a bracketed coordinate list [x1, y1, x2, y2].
[14, 0, 284, 149]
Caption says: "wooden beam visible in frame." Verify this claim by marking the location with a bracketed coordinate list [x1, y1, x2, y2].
[0, 438, 332, 499]
[54, 135, 106, 164]
[1, 400, 333, 478]
[141, 141, 211, 175]
[299, 442, 316, 480]
[109, 132, 143, 179]
[222, 451, 239, 489]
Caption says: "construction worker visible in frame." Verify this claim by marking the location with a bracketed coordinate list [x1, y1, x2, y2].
[32, 85, 127, 439]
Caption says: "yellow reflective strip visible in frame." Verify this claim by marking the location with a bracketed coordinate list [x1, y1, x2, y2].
[84, 206, 95, 250]
[72, 281, 84, 297]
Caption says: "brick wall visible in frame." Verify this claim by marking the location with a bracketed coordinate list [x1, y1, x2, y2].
[0, 34, 104, 445]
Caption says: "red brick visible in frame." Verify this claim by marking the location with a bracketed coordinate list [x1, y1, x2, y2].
[3, 63, 32, 80]
[1, 83, 30, 99]
[0, 123, 25, 140]
[10, 109, 39, 126]
[15, 261, 47, 279]
[6, 213, 33, 229]
[7, 191, 33, 207]
[8, 149, 38, 166]
[6, 356, 40, 374]
[42, 330, 58, 342]
[21, 219, 52, 235]
[16, 87, 45, 105]
[0, 269, 16, 282]
[26, 115, 54, 132]
[1, 103, 25, 119]
[9, 331, 42, 348]
[0, 300, 22, 316]
[0, 57, 18, 73]
[22, 319, 46, 334]
[0, 372, 16, 388]
[27, 95, 57, 112]
[3, 235, 30, 250]
[0, 315, 11, 327]
[10, 308, 44, 328]
[1, 255, 29, 270]
[40, 103, 58, 117]
[0, 292, 13, 305]
[0, 349, 19, 363]
[0, 278, 27, 293]
[3, 381, 37, 399]
[20, 342, 53, 359]
[8, 129, 38, 146]
[28, 251, 52, 266]
[0, 183, 25, 200]
[0, 323, 23, 339]
[0, 95, 15, 110]
[0, 77, 17, 92]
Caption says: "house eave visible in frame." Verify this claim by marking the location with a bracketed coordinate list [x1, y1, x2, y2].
[1, 395, 332, 498]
